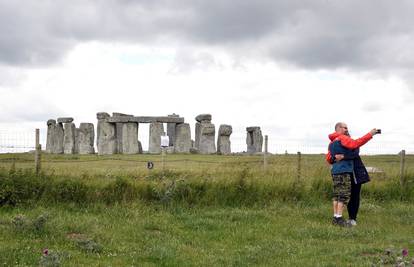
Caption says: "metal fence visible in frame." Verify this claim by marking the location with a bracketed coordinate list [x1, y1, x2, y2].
[0, 129, 413, 155]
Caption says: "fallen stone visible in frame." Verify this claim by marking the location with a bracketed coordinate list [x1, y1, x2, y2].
[57, 117, 74, 123]
[366, 167, 384, 173]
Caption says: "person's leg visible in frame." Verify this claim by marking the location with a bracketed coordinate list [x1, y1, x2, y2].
[336, 173, 352, 227]
[348, 179, 362, 221]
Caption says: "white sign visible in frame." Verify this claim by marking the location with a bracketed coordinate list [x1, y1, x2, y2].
[161, 135, 169, 147]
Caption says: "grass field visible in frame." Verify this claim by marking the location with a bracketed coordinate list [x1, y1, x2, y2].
[0, 153, 413, 266]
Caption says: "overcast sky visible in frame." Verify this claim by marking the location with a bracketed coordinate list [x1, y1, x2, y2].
[1, 0, 414, 154]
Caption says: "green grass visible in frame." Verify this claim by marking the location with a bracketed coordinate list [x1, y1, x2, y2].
[0, 153, 413, 266]
[1, 202, 413, 266]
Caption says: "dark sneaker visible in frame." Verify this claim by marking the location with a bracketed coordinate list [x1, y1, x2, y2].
[336, 217, 352, 227]
[332, 217, 338, 225]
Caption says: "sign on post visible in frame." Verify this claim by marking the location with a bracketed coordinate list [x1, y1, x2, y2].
[161, 135, 169, 148]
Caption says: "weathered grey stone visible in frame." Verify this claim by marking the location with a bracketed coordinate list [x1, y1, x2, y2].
[46, 120, 56, 153]
[167, 114, 179, 146]
[63, 122, 76, 154]
[97, 113, 117, 155]
[46, 119, 64, 154]
[246, 126, 263, 154]
[199, 123, 216, 154]
[195, 122, 201, 149]
[57, 117, 74, 123]
[195, 114, 212, 123]
[107, 116, 184, 123]
[47, 119, 56, 126]
[246, 126, 261, 132]
[218, 124, 232, 136]
[174, 123, 191, 153]
[113, 113, 134, 153]
[217, 124, 232, 155]
[121, 122, 139, 154]
[74, 128, 80, 154]
[97, 112, 110, 120]
[78, 123, 95, 154]
[149, 122, 164, 154]
[55, 123, 64, 154]
[112, 112, 133, 117]
[138, 141, 143, 154]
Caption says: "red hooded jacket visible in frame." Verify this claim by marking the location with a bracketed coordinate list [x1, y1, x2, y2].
[326, 132, 373, 164]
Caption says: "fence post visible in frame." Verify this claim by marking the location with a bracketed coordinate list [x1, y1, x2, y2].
[296, 151, 301, 183]
[400, 149, 406, 187]
[35, 128, 41, 175]
[263, 135, 268, 170]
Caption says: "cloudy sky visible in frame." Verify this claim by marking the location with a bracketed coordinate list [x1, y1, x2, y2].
[1, 0, 414, 154]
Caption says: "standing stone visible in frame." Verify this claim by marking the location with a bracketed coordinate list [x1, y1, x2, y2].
[195, 114, 212, 123]
[63, 122, 76, 154]
[74, 128, 80, 154]
[46, 119, 56, 153]
[138, 141, 143, 154]
[199, 123, 216, 154]
[149, 122, 164, 154]
[113, 113, 133, 153]
[55, 122, 64, 154]
[246, 126, 263, 153]
[174, 123, 191, 153]
[46, 119, 64, 154]
[195, 122, 201, 149]
[217, 124, 232, 155]
[167, 113, 180, 146]
[97, 112, 117, 155]
[78, 123, 95, 154]
[121, 122, 139, 154]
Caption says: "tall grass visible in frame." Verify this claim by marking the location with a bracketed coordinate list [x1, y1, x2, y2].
[1, 165, 412, 207]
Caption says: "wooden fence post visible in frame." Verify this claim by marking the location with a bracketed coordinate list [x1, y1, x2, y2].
[297, 151, 301, 183]
[400, 149, 406, 187]
[263, 135, 268, 170]
[35, 128, 41, 175]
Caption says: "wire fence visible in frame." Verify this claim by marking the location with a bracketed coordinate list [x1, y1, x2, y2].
[0, 129, 413, 155]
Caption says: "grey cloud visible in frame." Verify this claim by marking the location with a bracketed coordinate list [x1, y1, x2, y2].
[1, 0, 414, 75]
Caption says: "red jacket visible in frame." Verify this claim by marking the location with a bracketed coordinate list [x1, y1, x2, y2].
[325, 132, 373, 164]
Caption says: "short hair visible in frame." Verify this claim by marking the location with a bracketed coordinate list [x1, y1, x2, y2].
[335, 122, 343, 131]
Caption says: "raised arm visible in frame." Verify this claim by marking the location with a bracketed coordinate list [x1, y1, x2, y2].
[338, 133, 373, 150]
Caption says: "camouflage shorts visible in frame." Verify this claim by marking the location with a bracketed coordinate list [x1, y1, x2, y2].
[332, 173, 352, 204]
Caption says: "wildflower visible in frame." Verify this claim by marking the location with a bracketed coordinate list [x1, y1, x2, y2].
[402, 248, 408, 257]
[43, 248, 49, 256]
